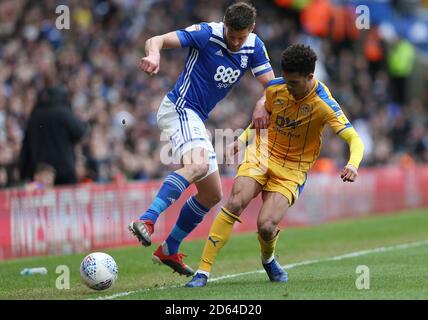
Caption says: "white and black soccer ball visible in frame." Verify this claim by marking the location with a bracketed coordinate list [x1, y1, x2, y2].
[80, 252, 118, 290]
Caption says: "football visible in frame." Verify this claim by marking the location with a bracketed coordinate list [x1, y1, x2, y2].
[80, 252, 118, 290]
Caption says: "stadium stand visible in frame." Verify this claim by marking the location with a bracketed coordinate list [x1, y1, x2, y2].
[0, 0, 427, 189]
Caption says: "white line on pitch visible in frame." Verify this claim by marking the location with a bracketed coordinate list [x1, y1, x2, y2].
[92, 239, 428, 300]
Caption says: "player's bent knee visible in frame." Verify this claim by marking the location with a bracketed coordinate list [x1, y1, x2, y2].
[211, 190, 223, 206]
[200, 190, 223, 208]
[225, 194, 244, 216]
[257, 220, 277, 241]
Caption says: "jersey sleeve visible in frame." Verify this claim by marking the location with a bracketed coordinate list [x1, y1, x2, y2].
[176, 23, 212, 50]
[322, 100, 353, 135]
[264, 86, 273, 113]
[251, 36, 272, 77]
[338, 127, 364, 169]
[316, 82, 353, 134]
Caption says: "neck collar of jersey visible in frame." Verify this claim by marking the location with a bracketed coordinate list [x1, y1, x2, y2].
[293, 79, 318, 103]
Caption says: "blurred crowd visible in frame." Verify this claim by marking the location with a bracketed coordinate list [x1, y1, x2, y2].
[0, 0, 427, 189]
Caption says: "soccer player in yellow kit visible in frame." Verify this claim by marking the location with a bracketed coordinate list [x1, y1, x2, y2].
[186, 44, 364, 287]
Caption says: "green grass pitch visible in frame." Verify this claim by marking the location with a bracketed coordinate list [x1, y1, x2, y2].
[0, 208, 427, 300]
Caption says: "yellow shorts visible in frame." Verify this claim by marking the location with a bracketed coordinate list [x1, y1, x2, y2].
[236, 158, 307, 206]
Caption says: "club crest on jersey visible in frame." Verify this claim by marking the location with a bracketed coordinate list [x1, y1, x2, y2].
[240, 55, 248, 68]
[299, 104, 312, 114]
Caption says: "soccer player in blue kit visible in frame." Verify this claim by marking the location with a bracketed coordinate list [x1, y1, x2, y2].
[129, 2, 274, 276]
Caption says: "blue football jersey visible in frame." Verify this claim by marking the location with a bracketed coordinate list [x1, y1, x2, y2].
[167, 22, 272, 121]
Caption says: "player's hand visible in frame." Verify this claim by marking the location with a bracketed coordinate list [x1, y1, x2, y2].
[139, 54, 160, 75]
[252, 102, 269, 130]
[224, 141, 240, 165]
[340, 164, 358, 182]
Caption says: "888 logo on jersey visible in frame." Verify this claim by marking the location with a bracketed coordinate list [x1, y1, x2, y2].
[214, 65, 241, 88]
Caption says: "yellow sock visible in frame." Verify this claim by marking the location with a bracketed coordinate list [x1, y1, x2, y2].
[198, 207, 242, 273]
[257, 231, 279, 263]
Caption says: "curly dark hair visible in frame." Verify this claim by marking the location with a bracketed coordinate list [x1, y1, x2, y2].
[281, 44, 317, 75]
[224, 2, 256, 31]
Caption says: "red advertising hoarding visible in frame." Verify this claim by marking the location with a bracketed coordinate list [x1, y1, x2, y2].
[0, 166, 427, 260]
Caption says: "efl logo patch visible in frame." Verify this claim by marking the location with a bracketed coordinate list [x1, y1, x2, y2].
[185, 24, 201, 32]
[338, 114, 350, 125]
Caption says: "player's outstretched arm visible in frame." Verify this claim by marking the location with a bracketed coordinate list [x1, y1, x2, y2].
[338, 127, 364, 182]
[139, 31, 182, 75]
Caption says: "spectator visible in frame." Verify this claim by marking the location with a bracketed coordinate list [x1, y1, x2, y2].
[387, 38, 416, 105]
[0, 166, 8, 189]
[19, 80, 88, 185]
[0, 0, 425, 189]
[25, 162, 56, 190]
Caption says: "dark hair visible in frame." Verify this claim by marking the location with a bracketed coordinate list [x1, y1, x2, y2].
[224, 2, 256, 31]
[35, 163, 56, 174]
[281, 44, 317, 75]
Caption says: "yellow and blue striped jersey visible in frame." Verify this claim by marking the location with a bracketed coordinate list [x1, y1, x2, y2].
[252, 77, 354, 172]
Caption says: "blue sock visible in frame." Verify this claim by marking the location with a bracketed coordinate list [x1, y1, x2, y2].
[165, 196, 210, 254]
[139, 172, 190, 224]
